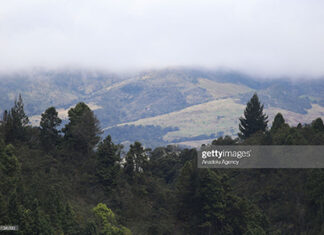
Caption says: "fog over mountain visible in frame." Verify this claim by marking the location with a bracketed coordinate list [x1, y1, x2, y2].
[1, 0, 324, 78]
[1, 1, 324, 147]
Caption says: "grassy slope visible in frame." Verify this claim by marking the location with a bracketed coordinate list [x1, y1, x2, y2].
[266, 104, 324, 126]
[103, 78, 254, 142]
[118, 98, 245, 141]
[116, 100, 324, 146]
[196, 78, 254, 99]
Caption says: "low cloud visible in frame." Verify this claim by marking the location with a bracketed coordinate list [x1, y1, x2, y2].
[1, 0, 324, 78]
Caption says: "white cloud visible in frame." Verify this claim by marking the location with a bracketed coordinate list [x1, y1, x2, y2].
[1, 0, 324, 77]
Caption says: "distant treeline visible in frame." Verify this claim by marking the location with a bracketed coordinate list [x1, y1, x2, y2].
[106, 124, 224, 147]
[105, 124, 178, 147]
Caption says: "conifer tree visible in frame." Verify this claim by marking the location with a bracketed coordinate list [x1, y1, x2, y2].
[96, 135, 121, 188]
[40, 107, 62, 150]
[62, 203, 79, 234]
[271, 113, 287, 131]
[239, 93, 268, 139]
[3, 94, 29, 142]
[312, 118, 324, 132]
[124, 141, 148, 176]
[63, 102, 102, 153]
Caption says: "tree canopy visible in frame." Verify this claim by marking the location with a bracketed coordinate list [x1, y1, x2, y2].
[2, 94, 29, 142]
[63, 102, 102, 153]
[40, 107, 62, 150]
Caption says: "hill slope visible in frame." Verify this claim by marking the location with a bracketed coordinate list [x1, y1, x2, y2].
[1, 68, 324, 147]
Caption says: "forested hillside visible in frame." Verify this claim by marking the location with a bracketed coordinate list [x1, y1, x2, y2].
[1, 94, 324, 234]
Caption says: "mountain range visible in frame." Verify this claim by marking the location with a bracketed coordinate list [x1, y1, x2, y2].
[1, 68, 324, 148]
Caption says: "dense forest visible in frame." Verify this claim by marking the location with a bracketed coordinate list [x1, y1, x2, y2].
[1, 94, 324, 234]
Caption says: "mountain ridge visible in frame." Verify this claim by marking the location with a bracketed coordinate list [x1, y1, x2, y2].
[1, 68, 324, 147]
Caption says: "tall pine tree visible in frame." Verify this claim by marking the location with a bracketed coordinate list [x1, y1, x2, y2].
[3, 94, 29, 142]
[96, 135, 121, 188]
[124, 142, 148, 177]
[40, 107, 62, 151]
[239, 93, 268, 139]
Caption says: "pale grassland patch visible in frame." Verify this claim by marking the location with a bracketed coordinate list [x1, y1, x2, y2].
[116, 100, 324, 143]
[119, 98, 245, 142]
[196, 78, 254, 99]
[266, 104, 324, 126]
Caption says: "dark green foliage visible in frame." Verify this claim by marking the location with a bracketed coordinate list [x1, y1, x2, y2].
[241, 117, 324, 146]
[84, 221, 97, 235]
[0, 144, 20, 195]
[62, 203, 79, 235]
[242, 131, 272, 145]
[96, 135, 121, 188]
[0, 143, 20, 224]
[312, 118, 324, 132]
[63, 102, 102, 153]
[305, 169, 324, 234]
[176, 160, 268, 234]
[148, 146, 183, 184]
[212, 135, 238, 145]
[1, 97, 324, 234]
[239, 93, 268, 139]
[2, 94, 29, 142]
[271, 113, 287, 131]
[124, 141, 148, 177]
[29, 199, 52, 234]
[40, 106, 62, 151]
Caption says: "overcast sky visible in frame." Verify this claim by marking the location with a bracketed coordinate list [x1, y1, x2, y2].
[1, 0, 324, 77]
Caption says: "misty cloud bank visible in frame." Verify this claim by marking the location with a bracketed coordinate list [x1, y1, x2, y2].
[1, 0, 324, 78]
